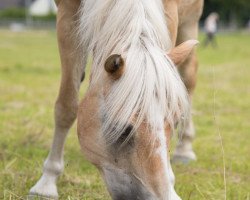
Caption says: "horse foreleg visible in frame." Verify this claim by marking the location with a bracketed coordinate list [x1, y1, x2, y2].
[163, 0, 178, 47]
[29, 0, 85, 198]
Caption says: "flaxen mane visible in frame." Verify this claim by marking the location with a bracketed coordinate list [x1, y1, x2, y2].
[77, 0, 189, 144]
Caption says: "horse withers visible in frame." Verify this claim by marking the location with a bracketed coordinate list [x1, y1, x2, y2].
[29, 0, 203, 199]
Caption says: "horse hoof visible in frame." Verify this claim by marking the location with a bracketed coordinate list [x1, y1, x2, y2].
[29, 178, 58, 200]
[172, 151, 197, 164]
[27, 194, 58, 200]
[28, 190, 58, 200]
[28, 192, 58, 200]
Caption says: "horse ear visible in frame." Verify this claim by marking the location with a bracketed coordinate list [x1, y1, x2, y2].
[104, 54, 125, 80]
[168, 40, 199, 66]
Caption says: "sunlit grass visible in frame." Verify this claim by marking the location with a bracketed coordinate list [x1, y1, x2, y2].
[0, 29, 249, 199]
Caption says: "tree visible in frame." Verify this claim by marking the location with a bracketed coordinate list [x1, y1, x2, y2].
[202, 0, 250, 27]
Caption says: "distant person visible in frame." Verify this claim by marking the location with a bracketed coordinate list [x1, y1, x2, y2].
[203, 12, 219, 48]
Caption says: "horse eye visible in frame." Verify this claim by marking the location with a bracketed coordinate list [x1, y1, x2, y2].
[116, 124, 134, 146]
[121, 125, 133, 139]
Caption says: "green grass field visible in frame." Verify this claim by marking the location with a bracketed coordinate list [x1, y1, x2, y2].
[0, 30, 249, 200]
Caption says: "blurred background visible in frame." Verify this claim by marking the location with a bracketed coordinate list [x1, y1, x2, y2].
[0, 0, 56, 30]
[0, 0, 249, 199]
[0, 0, 250, 30]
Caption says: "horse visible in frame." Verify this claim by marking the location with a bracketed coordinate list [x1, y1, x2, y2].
[29, 0, 203, 199]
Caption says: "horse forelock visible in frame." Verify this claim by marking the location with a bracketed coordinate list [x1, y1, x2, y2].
[77, 0, 189, 144]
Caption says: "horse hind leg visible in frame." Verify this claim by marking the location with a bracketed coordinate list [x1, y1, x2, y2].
[172, 22, 199, 163]
[29, 0, 86, 198]
[173, 108, 197, 163]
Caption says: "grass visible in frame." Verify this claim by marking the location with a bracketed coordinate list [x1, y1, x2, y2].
[0, 29, 249, 199]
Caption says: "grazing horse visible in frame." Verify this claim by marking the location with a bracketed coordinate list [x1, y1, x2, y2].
[29, 0, 203, 199]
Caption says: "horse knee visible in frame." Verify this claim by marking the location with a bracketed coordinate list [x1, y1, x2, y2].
[54, 99, 78, 129]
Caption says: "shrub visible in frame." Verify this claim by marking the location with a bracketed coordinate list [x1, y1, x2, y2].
[0, 8, 26, 19]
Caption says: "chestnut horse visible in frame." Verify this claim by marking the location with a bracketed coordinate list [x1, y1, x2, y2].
[29, 0, 203, 199]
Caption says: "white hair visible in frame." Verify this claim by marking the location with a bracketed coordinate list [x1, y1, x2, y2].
[77, 0, 189, 144]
